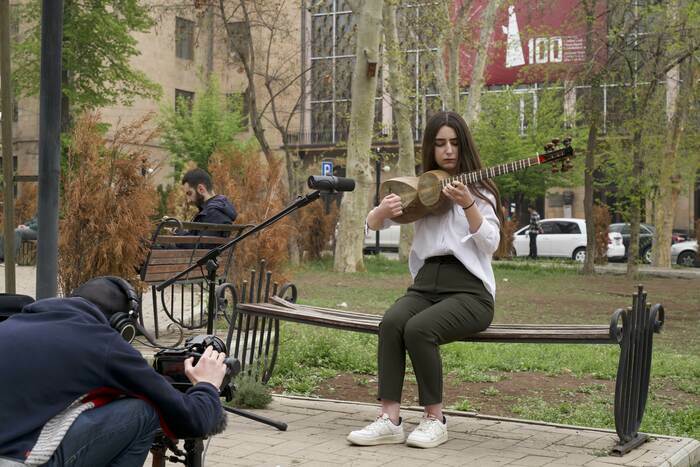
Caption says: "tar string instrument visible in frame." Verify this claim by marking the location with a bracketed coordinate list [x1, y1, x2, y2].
[380, 138, 574, 224]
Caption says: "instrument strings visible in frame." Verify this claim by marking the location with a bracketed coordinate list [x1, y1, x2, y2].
[440, 156, 542, 188]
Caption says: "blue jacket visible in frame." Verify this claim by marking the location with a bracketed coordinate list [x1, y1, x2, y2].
[0, 298, 226, 463]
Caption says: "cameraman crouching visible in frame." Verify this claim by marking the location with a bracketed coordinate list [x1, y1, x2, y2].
[0, 277, 227, 467]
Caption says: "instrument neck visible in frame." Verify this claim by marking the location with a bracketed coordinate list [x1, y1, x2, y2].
[442, 155, 542, 187]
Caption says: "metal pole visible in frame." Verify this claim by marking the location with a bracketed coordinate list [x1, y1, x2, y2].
[36, 0, 64, 298]
[1, 0, 16, 292]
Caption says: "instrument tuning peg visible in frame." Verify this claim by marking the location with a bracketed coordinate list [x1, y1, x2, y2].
[551, 165, 559, 174]
[562, 137, 572, 146]
[551, 138, 560, 145]
[544, 142, 555, 151]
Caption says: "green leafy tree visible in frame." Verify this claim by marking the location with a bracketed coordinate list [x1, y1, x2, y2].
[472, 86, 585, 212]
[12, 0, 161, 130]
[159, 77, 251, 176]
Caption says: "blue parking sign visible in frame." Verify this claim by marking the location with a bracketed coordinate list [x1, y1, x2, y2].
[322, 161, 333, 176]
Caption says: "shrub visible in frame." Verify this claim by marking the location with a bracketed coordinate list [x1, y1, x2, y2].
[297, 198, 339, 260]
[15, 183, 37, 225]
[58, 112, 158, 293]
[231, 374, 272, 409]
[208, 147, 291, 283]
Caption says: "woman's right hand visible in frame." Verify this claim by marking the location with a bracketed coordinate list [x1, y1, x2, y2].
[377, 194, 403, 219]
[367, 194, 402, 230]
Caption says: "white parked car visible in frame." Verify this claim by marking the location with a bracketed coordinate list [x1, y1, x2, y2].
[364, 224, 401, 254]
[671, 240, 698, 267]
[512, 218, 626, 262]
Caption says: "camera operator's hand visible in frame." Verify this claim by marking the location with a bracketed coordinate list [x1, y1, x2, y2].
[184, 345, 227, 389]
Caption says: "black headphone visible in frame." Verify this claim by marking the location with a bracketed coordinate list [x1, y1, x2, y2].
[102, 276, 141, 343]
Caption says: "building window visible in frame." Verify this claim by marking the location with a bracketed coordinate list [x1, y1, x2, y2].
[227, 21, 251, 64]
[226, 89, 250, 128]
[175, 89, 195, 114]
[306, 2, 437, 144]
[175, 17, 195, 60]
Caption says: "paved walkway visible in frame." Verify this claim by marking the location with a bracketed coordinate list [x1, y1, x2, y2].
[146, 395, 699, 467]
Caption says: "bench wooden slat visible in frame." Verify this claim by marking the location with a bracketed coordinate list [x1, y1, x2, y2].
[237, 303, 616, 344]
[145, 249, 234, 264]
[142, 271, 208, 283]
[155, 235, 232, 245]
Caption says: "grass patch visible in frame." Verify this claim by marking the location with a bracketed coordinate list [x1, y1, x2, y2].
[511, 395, 699, 439]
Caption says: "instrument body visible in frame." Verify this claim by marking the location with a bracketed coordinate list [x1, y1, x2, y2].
[379, 139, 574, 224]
[379, 171, 451, 223]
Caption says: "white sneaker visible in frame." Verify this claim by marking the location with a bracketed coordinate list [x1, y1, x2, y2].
[406, 415, 448, 448]
[347, 414, 406, 446]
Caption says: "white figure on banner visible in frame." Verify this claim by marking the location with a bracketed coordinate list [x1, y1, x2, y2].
[502, 5, 525, 68]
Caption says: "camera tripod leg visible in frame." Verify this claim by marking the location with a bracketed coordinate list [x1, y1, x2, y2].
[224, 406, 288, 431]
[184, 438, 204, 467]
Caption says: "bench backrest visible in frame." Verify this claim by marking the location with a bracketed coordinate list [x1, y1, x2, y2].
[138, 218, 254, 337]
[140, 219, 253, 284]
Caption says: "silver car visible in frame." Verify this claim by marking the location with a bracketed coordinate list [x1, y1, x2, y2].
[671, 240, 698, 267]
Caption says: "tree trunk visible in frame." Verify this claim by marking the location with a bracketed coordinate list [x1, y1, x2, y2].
[652, 0, 692, 268]
[582, 80, 600, 274]
[383, 1, 415, 261]
[333, 0, 383, 273]
[464, 0, 502, 126]
[447, 29, 460, 112]
[627, 129, 643, 276]
[581, 0, 602, 275]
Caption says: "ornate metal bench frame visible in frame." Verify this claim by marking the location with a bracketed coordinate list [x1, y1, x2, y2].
[224, 279, 663, 456]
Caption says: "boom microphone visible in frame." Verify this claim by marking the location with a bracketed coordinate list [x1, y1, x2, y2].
[307, 175, 356, 192]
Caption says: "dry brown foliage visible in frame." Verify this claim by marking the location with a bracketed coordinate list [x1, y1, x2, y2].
[58, 112, 158, 294]
[0, 183, 37, 228]
[297, 198, 339, 260]
[208, 147, 291, 283]
[15, 183, 37, 225]
[593, 203, 611, 265]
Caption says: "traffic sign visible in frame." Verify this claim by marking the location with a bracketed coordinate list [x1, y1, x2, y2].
[322, 161, 333, 176]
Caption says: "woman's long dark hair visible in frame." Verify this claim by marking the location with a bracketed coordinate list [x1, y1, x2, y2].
[421, 111, 505, 231]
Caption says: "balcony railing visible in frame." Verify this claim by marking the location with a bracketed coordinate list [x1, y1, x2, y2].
[283, 127, 423, 147]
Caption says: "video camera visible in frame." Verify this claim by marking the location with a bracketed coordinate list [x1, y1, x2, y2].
[152, 335, 241, 401]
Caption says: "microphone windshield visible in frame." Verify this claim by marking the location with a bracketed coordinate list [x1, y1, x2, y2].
[307, 175, 355, 192]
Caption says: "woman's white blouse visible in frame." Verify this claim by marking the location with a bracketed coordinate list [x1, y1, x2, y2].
[368, 191, 501, 299]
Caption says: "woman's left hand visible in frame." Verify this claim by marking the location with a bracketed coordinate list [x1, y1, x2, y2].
[443, 180, 474, 209]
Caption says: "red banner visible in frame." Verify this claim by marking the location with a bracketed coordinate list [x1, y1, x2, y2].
[458, 0, 607, 85]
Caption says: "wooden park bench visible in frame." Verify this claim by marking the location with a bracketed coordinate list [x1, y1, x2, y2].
[138, 217, 253, 337]
[220, 266, 664, 456]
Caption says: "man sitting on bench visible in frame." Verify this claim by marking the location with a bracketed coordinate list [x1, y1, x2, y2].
[173, 168, 238, 247]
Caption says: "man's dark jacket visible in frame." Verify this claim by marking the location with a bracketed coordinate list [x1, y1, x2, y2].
[187, 195, 237, 237]
[0, 298, 226, 463]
